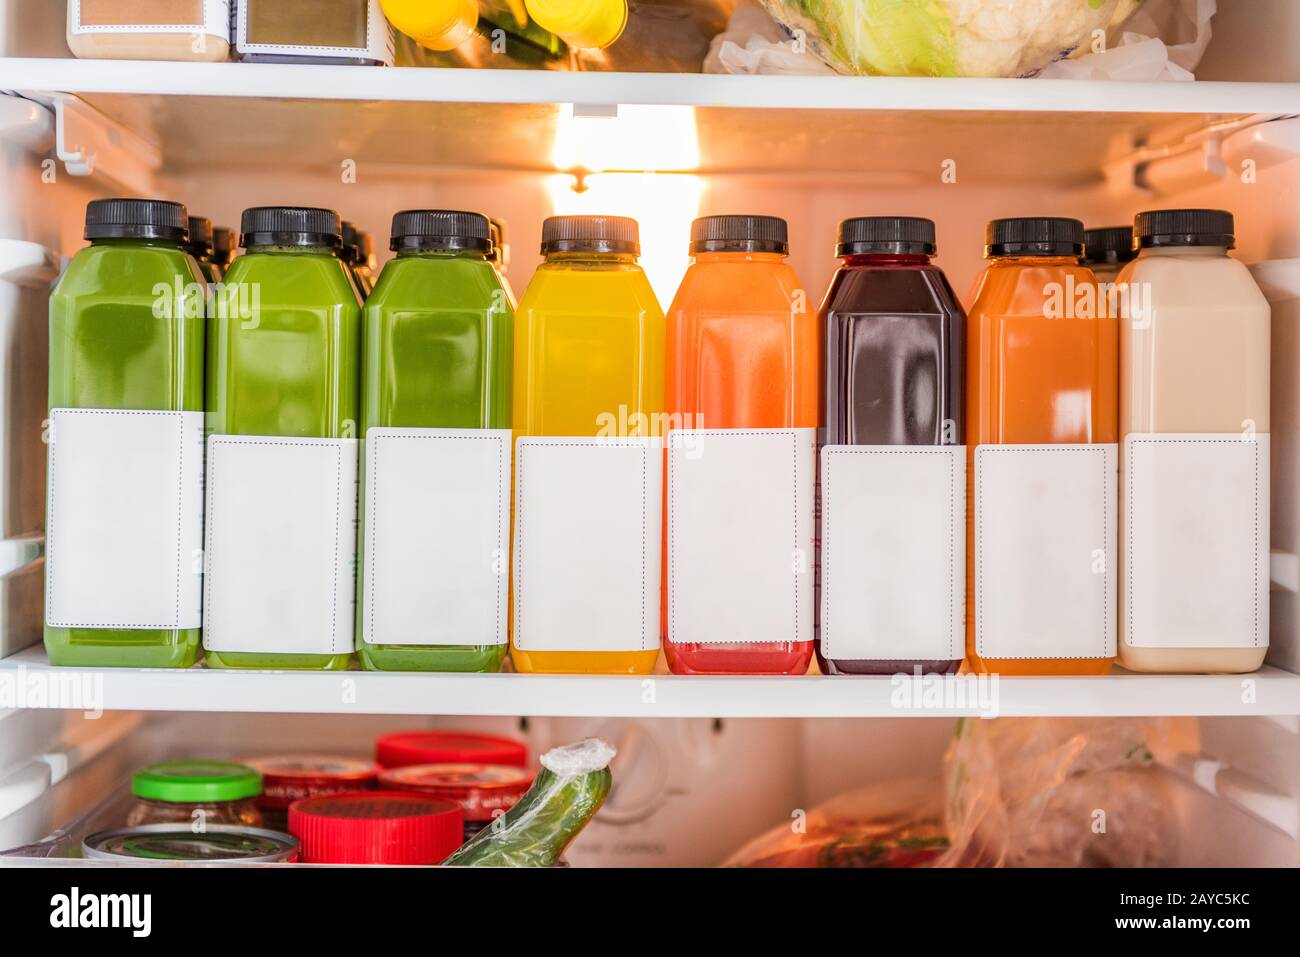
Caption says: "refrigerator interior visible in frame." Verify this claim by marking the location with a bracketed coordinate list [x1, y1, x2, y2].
[0, 1, 1298, 867]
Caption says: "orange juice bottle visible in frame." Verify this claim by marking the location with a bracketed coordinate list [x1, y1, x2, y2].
[510, 216, 664, 675]
[662, 215, 817, 675]
[965, 218, 1118, 675]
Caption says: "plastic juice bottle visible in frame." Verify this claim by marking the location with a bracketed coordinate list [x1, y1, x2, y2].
[341, 221, 372, 298]
[185, 216, 221, 283]
[381, 0, 479, 51]
[356, 231, 378, 293]
[1083, 226, 1136, 284]
[204, 207, 362, 671]
[212, 227, 237, 273]
[662, 215, 816, 675]
[488, 218, 515, 303]
[357, 210, 514, 672]
[817, 217, 966, 676]
[45, 199, 205, 668]
[524, 0, 627, 49]
[1118, 209, 1270, 674]
[511, 215, 664, 675]
[965, 217, 1118, 676]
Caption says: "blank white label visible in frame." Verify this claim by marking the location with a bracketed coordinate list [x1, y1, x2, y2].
[204, 435, 358, 656]
[361, 428, 511, 648]
[1124, 433, 1269, 649]
[975, 444, 1117, 660]
[513, 437, 661, 653]
[820, 445, 965, 661]
[666, 428, 814, 646]
[45, 409, 204, 630]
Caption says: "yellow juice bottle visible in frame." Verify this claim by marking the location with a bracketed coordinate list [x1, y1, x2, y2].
[511, 215, 664, 674]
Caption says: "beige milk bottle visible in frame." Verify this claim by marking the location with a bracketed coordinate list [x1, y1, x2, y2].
[1119, 209, 1271, 673]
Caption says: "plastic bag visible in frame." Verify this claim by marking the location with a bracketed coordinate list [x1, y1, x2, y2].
[940, 717, 1184, 867]
[1038, 0, 1215, 80]
[725, 717, 1185, 868]
[710, 0, 1177, 78]
[443, 738, 615, 867]
[724, 777, 949, 867]
[704, 0, 836, 75]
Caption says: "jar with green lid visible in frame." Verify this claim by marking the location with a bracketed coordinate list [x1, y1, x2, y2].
[127, 761, 265, 828]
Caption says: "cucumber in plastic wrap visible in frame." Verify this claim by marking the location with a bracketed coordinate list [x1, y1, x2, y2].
[442, 738, 615, 867]
[757, 0, 1144, 78]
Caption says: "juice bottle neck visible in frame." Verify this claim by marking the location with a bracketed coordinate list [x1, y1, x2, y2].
[90, 237, 184, 251]
[396, 248, 488, 262]
[840, 252, 932, 268]
[1138, 245, 1230, 259]
[244, 243, 337, 256]
[693, 250, 787, 265]
[987, 255, 1080, 268]
[544, 251, 639, 267]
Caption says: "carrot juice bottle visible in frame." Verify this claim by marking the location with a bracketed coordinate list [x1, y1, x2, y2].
[510, 216, 664, 675]
[662, 215, 816, 675]
[966, 217, 1118, 675]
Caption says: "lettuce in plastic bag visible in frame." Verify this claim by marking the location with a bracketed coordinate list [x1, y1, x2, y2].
[759, 0, 1144, 77]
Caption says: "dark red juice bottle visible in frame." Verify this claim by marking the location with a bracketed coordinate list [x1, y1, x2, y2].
[817, 217, 966, 675]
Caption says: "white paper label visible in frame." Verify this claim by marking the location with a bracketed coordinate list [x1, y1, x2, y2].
[1124, 433, 1269, 649]
[361, 428, 511, 648]
[234, 0, 393, 64]
[45, 409, 204, 630]
[975, 444, 1117, 659]
[203, 435, 357, 656]
[820, 445, 965, 661]
[665, 428, 814, 646]
[71, 0, 230, 35]
[513, 436, 662, 653]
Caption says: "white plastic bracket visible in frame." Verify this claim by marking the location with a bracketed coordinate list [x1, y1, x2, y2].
[46, 92, 160, 195]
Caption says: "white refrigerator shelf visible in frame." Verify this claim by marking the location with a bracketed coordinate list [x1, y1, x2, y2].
[1, 58, 1297, 114]
[1, 646, 1298, 718]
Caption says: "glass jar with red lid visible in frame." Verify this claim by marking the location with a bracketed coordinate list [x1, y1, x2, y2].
[375, 730, 527, 769]
[379, 763, 534, 841]
[243, 755, 378, 833]
[288, 791, 464, 865]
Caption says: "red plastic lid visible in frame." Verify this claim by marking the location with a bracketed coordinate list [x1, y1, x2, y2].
[288, 791, 464, 865]
[375, 731, 528, 770]
[243, 755, 378, 810]
[378, 763, 534, 822]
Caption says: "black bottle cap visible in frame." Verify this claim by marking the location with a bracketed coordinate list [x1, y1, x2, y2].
[186, 216, 214, 256]
[85, 198, 188, 243]
[541, 215, 639, 255]
[1083, 226, 1136, 266]
[985, 217, 1084, 258]
[1134, 208, 1235, 250]
[690, 215, 788, 254]
[212, 227, 236, 262]
[837, 216, 936, 256]
[240, 207, 342, 249]
[341, 220, 361, 263]
[390, 210, 492, 253]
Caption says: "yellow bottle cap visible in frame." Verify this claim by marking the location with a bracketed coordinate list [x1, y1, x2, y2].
[381, 0, 479, 52]
[524, 0, 628, 50]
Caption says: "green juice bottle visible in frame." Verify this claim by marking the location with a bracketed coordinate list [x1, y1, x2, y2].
[204, 207, 362, 671]
[185, 216, 222, 283]
[357, 211, 513, 672]
[45, 199, 206, 668]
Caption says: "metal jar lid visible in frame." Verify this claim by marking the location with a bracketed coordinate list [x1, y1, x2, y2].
[82, 825, 298, 864]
